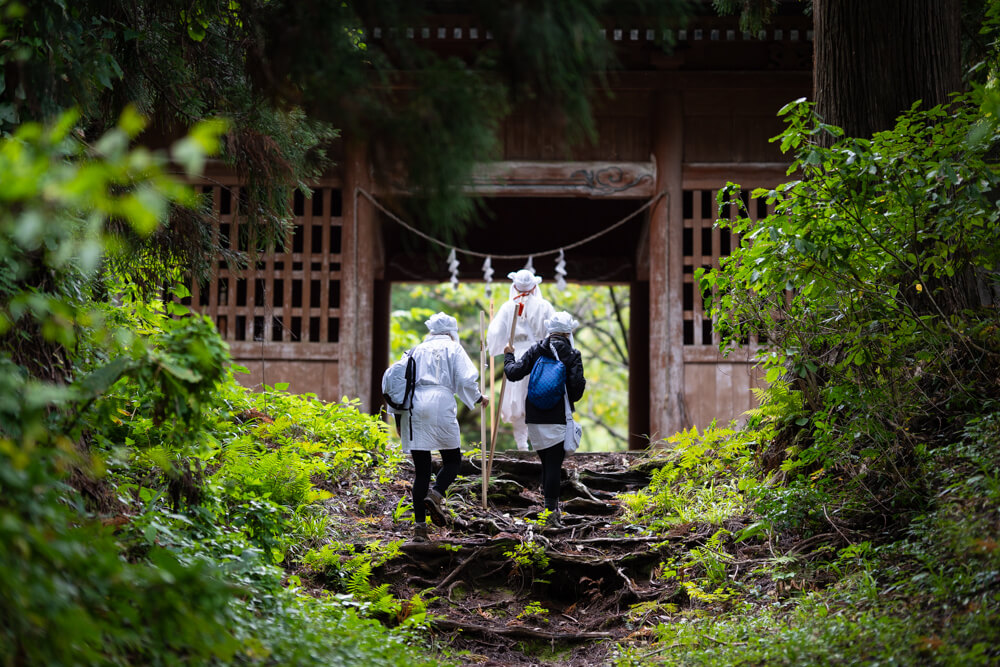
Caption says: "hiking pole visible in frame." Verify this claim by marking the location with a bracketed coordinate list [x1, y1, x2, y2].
[479, 310, 488, 509]
[487, 304, 520, 486]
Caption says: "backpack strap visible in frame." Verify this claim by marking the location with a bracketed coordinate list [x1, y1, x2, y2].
[405, 354, 415, 440]
[553, 338, 572, 416]
[562, 343, 577, 450]
[560, 340, 572, 418]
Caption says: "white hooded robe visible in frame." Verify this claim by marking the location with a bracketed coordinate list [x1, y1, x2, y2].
[486, 287, 555, 445]
[399, 333, 482, 453]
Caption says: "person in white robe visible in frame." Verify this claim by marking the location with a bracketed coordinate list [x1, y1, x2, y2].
[486, 269, 555, 451]
[398, 312, 487, 541]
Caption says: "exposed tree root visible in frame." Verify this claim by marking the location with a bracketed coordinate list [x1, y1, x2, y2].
[307, 451, 709, 665]
[432, 617, 616, 641]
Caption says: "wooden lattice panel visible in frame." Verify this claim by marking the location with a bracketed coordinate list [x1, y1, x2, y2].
[188, 185, 344, 360]
[681, 187, 771, 347]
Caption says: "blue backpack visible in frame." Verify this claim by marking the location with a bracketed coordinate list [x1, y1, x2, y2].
[526, 342, 566, 410]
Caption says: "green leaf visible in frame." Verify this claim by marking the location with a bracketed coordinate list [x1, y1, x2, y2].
[117, 187, 164, 237]
[12, 210, 44, 248]
[187, 22, 206, 42]
[94, 128, 128, 158]
[166, 301, 190, 317]
[75, 356, 135, 399]
[160, 358, 202, 383]
[171, 137, 206, 177]
[0, 103, 16, 124]
[118, 104, 147, 138]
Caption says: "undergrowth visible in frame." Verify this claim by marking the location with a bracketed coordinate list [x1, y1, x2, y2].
[613, 402, 1000, 666]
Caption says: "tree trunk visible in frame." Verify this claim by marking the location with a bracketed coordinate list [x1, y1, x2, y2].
[813, 0, 962, 140]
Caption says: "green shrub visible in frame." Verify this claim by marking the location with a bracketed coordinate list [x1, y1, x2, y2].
[617, 90, 1000, 667]
[699, 93, 1000, 517]
[621, 423, 755, 529]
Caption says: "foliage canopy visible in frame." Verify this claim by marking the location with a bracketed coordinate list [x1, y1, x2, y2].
[1, 0, 692, 252]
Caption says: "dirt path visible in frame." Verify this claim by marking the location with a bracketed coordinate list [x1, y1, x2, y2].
[305, 452, 715, 666]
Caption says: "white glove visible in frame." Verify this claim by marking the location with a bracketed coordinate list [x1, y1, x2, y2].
[517, 441, 530, 452]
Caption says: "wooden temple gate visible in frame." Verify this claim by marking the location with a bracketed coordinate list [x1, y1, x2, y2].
[187, 14, 812, 448]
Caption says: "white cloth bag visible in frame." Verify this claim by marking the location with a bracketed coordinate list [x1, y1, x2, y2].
[563, 392, 582, 453]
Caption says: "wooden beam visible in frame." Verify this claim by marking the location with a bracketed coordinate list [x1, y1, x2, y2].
[466, 161, 656, 198]
[682, 162, 790, 189]
[229, 342, 339, 361]
[606, 70, 812, 92]
[682, 346, 760, 364]
[373, 158, 795, 200]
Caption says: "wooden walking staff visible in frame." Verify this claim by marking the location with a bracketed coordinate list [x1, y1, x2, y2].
[488, 294, 495, 454]
[479, 311, 489, 508]
[486, 302, 521, 487]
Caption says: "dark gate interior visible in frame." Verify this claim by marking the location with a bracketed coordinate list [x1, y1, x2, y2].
[381, 197, 648, 283]
[373, 196, 651, 449]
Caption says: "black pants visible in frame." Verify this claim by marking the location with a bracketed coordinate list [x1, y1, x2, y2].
[536, 442, 566, 511]
[411, 448, 462, 523]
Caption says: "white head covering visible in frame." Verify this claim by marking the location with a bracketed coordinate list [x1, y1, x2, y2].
[545, 311, 579, 346]
[545, 312, 578, 335]
[508, 269, 542, 299]
[425, 312, 459, 342]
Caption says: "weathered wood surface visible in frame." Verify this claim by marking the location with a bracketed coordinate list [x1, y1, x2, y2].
[187, 179, 345, 401]
[650, 91, 684, 443]
[342, 140, 376, 411]
[468, 161, 656, 198]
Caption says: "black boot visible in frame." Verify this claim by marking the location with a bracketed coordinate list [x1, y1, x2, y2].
[424, 488, 448, 526]
[543, 500, 563, 529]
[412, 523, 429, 542]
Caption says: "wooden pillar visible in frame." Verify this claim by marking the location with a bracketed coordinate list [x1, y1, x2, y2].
[650, 92, 684, 443]
[628, 281, 650, 450]
[371, 278, 391, 412]
[342, 140, 376, 411]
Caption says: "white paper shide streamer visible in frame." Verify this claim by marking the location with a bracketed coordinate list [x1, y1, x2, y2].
[356, 188, 664, 279]
[448, 248, 460, 289]
[481, 256, 494, 295]
[555, 248, 567, 291]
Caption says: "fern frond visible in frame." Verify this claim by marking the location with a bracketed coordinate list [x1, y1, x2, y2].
[346, 562, 372, 597]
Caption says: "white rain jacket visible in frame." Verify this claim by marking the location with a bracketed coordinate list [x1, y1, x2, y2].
[400, 333, 482, 453]
[486, 286, 555, 429]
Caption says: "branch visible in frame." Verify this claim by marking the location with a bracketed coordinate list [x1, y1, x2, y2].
[608, 285, 630, 360]
[434, 547, 485, 592]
